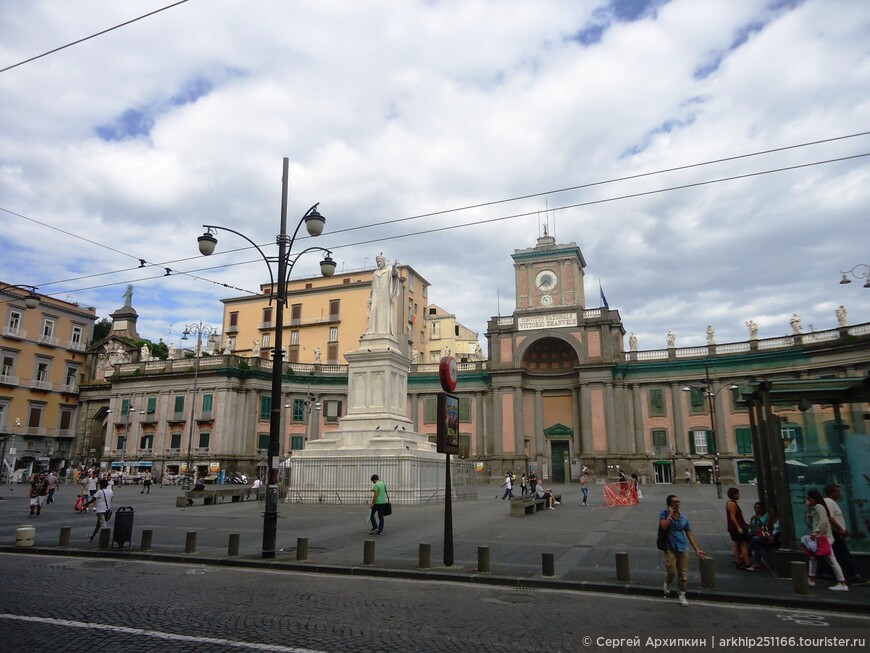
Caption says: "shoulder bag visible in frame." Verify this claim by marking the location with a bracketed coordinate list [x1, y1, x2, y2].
[382, 486, 392, 516]
[102, 490, 113, 522]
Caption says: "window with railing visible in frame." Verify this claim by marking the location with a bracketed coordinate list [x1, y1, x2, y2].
[173, 395, 185, 420]
[7, 310, 22, 332]
[329, 299, 340, 322]
[35, 359, 50, 382]
[58, 409, 73, 434]
[651, 429, 668, 453]
[201, 393, 213, 419]
[424, 396, 436, 423]
[292, 398, 305, 422]
[257, 433, 269, 450]
[117, 434, 127, 450]
[459, 397, 472, 422]
[228, 312, 239, 331]
[324, 400, 342, 423]
[690, 429, 713, 455]
[146, 396, 157, 414]
[140, 433, 154, 450]
[290, 304, 302, 325]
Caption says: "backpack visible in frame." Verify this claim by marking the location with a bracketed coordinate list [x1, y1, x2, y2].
[656, 523, 668, 551]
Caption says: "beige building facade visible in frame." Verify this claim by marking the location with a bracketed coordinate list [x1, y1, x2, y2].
[1, 284, 96, 478]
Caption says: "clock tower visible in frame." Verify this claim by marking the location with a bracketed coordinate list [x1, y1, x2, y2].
[511, 228, 586, 310]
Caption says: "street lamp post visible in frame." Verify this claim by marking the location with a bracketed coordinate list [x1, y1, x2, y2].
[682, 369, 739, 500]
[0, 284, 40, 309]
[181, 322, 218, 483]
[196, 157, 336, 558]
[839, 264, 870, 288]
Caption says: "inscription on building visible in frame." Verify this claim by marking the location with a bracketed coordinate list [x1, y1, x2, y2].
[518, 313, 577, 330]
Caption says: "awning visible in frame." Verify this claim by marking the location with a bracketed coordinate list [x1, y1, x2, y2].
[652, 460, 671, 465]
[693, 461, 713, 467]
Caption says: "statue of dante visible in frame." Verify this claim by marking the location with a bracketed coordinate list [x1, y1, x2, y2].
[123, 284, 133, 308]
[366, 254, 400, 336]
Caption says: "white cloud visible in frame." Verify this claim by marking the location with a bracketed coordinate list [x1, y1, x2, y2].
[1, 0, 868, 352]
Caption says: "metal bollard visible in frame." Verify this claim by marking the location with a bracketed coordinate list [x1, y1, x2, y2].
[615, 551, 630, 582]
[478, 545, 490, 573]
[98, 527, 111, 550]
[700, 557, 716, 588]
[363, 539, 375, 565]
[59, 526, 71, 547]
[227, 533, 240, 556]
[791, 560, 810, 595]
[419, 543, 431, 569]
[542, 552, 555, 577]
[141, 529, 153, 551]
[296, 537, 308, 561]
[185, 531, 197, 554]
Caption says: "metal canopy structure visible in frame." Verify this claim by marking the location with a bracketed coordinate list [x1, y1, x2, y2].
[737, 375, 870, 551]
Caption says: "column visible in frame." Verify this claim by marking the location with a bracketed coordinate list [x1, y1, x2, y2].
[409, 392, 419, 431]
[572, 387, 581, 455]
[514, 387, 524, 455]
[604, 382, 618, 453]
[632, 385, 645, 454]
[670, 383, 686, 454]
[534, 390, 544, 458]
[580, 384, 593, 453]
[492, 390, 503, 456]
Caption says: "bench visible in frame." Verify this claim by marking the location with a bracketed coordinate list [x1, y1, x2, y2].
[509, 494, 562, 517]
[176, 487, 248, 507]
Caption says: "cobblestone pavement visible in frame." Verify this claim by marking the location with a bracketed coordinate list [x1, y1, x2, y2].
[0, 480, 867, 615]
[1, 554, 868, 652]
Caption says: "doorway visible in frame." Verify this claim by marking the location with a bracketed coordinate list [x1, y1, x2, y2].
[550, 441, 570, 483]
[654, 462, 672, 484]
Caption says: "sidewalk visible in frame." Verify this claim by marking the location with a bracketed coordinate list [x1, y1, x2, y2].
[1, 481, 866, 613]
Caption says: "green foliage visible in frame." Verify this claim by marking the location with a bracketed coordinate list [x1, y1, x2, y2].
[92, 318, 111, 343]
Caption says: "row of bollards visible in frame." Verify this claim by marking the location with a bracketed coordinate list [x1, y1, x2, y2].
[38, 526, 813, 594]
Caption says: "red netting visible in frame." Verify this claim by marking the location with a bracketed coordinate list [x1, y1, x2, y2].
[603, 481, 639, 507]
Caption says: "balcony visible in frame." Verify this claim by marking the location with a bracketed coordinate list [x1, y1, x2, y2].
[259, 321, 274, 330]
[2, 326, 26, 339]
[170, 412, 186, 422]
[0, 375, 19, 386]
[67, 340, 86, 352]
[60, 383, 79, 394]
[226, 324, 239, 334]
[197, 410, 214, 422]
[31, 379, 53, 392]
[38, 334, 60, 347]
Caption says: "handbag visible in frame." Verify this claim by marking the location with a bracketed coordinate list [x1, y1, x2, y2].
[382, 486, 392, 516]
[102, 490, 112, 522]
[815, 534, 832, 557]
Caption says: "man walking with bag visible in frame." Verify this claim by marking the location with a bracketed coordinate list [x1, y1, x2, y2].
[86, 478, 113, 542]
[369, 474, 389, 535]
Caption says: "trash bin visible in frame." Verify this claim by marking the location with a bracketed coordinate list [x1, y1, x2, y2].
[112, 506, 134, 549]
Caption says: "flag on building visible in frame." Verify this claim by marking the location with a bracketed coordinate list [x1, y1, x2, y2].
[599, 281, 609, 309]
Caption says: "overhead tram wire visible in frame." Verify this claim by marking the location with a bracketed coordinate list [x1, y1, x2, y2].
[3, 147, 868, 300]
[0, 0, 191, 74]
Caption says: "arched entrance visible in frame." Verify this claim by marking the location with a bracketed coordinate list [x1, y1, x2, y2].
[521, 337, 580, 370]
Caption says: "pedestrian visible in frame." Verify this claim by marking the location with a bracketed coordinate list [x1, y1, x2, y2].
[580, 468, 589, 506]
[369, 474, 388, 535]
[46, 471, 59, 504]
[805, 489, 848, 591]
[660, 494, 706, 606]
[141, 470, 152, 494]
[726, 487, 753, 570]
[823, 483, 865, 584]
[684, 470, 692, 485]
[618, 469, 628, 495]
[520, 473, 529, 496]
[28, 473, 49, 516]
[529, 472, 537, 493]
[500, 471, 514, 500]
[86, 478, 113, 542]
[84, 470, 99, 510]
[249, 476, 262, 501]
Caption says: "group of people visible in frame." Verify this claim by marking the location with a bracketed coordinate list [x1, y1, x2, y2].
[497, 470, 560, 509]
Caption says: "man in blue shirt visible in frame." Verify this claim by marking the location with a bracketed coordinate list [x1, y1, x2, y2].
[660, 494, 706, 606]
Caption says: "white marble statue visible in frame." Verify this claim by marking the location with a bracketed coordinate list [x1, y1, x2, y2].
[168, 343, 177, 359]
[443, 344, 451, 357]
[629, 332, 637, 351]
[667, 330, 676, 348]
[313, 346, 322, 363]
[224, 336, 234, 354]
[411, 347, 419, 364]
[366, 254, 400, 336]
[746, 320, 758, 340]
[140, 344, 151, 362]
[836, 305, 847, 327]
[122, 284, 133, 308]
[252, 338, 261, 355]
[790, 313, 802, 334]
[706, 325, 715, 345]
[474, 343, 483, 360]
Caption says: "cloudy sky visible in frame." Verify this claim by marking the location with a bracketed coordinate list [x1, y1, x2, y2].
[1, 0, 868, 353]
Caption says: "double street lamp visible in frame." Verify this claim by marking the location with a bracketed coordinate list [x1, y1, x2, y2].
[682, 371, 739, 500]
[196, 157, 336, 559]
[181, 322, 218, 482]
[839, 264, 870, 288]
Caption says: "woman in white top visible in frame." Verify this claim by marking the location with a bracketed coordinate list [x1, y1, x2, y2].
[806, 489, 848, 591]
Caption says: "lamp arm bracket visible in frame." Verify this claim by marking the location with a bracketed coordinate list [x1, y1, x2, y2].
[202, 224, 276, 299]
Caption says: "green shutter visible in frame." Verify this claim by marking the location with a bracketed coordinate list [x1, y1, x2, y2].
[202, 393, 213, 413]
[291, 435, 304, 450]
[689, 431, 697, 455]
[458, 397, 471, 422]
[292, 398, 305, 422]
[424, 396, 437, 423]
[122, 398, 130, 416]
[174, 395, 185, 414]
[146, 396, 157, 414]
[735, 427, 752, 454]
[707, 430, 716, 454]
[258, 433, 269, 450]
[198, 431, 210, 448]
[260, 395, 271, 421]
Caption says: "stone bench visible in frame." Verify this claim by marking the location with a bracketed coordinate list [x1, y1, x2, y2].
[509, 494, 562, 517]
[176, 487, 248, 507]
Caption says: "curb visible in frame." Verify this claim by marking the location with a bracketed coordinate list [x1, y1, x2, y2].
[2, 545, 866, 615]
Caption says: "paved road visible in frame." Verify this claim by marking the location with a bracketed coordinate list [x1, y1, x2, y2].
[1, 480, 867, 613]
[1, 554, 867, 652]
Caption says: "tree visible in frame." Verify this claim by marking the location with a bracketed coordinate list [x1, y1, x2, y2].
[92, 318, 111, 343]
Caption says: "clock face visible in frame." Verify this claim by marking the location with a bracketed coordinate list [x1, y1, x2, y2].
[535, 269, 557, 292]
[540, 294, 553, 306]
